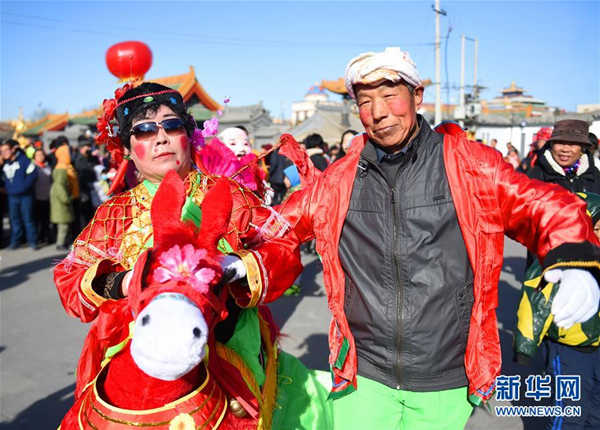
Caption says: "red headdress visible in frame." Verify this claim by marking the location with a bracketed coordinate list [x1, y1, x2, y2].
[96, 83, 191, 195]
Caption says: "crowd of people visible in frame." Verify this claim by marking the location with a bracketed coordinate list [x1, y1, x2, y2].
[0, 135, 112, 250]
[2, 45, 598, 429]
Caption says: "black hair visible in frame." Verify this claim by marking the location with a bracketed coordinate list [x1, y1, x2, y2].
[2, 139, 19, 148]
[234, 125, 249, 134]
[304, 133, 325, 150]
[115, 82, 197, 150]
[340, 129, 358, 144]
[55, 135, 70, 146]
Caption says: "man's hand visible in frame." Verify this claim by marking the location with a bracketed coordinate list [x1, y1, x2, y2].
[545, 269, 600, 329]
[220, 255, 247, 284]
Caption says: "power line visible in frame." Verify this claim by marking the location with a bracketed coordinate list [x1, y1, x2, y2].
[1, 12, 437, 49]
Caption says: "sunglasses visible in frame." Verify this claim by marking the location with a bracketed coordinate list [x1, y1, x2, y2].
[130, 118, 186, 141]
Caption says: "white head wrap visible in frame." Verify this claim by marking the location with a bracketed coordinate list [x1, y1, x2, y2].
[344, 47, 421, 99]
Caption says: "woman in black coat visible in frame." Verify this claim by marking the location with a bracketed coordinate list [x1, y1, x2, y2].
[526, 120, 600, 268]
[528, 120, 600, 194]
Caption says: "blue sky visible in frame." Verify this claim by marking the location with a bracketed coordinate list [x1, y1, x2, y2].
[1, 1, 598, 121]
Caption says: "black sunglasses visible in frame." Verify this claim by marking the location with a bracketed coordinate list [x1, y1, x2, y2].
[130, 118, 186, 141]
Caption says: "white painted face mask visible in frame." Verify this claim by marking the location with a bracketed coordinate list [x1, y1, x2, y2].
[219, 128, 251, 158]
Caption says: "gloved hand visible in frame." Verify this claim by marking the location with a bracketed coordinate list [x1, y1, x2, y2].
[545, 269, 600, 329]
[220, 254, 247, 283]
[263, 181, 275, 206]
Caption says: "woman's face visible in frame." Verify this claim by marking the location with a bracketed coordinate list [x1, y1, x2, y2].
[341, 133, 354, 151]
[129, 105, 192, 184]
[550, 141, 583, 168]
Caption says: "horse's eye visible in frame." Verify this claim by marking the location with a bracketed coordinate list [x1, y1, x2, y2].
[193, 327, 201, 338]
[141, 315, 150, 326]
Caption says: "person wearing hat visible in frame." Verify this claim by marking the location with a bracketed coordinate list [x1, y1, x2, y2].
[528, 119, 600, 194]
[519, 126, 553, 174]
[53, 83, 336, 426]
[514, 191, 600, 429]
[262, 48, 600, 428]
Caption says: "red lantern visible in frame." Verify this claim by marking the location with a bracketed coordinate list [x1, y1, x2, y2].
[106, 41, 153, 82]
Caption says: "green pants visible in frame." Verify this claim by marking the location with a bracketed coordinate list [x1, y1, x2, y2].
[332, 375, 473, 430]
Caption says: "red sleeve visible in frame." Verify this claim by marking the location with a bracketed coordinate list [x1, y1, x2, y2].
[53, 198, 131, 322]
[492, 150, 599, 257]
[226, 183, 309, 307]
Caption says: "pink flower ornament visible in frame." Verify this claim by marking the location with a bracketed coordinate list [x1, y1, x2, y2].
[201, 118, 219, 138]
[153, 244, 215, 294]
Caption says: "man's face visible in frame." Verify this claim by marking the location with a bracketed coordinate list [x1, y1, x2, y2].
[221, 128, 251, 158]
[355, 81, 423, 152]
[0, 145, 15, 161]
[129, 105, 191, 184]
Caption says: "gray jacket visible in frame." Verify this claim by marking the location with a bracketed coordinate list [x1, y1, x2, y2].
[338, 119, 474, 391]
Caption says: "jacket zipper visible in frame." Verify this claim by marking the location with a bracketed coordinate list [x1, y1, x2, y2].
[390, 186, 403, 389]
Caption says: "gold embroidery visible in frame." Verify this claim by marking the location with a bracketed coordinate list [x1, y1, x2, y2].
[231, 250, 263, 308]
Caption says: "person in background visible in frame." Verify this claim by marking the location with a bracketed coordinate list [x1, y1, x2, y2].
[589, 132, 599, 168]
[1, 139, 39, 250]
[525, 120, 600, 269]
[505, 147, 521, 169]
[74, 135, 101, 225]
[47, 135, 70, 170]
[33, 148, 53, 244]
[489, 138, 499, 151]
[268, 148, 292, 205]
[341, 129, 359, 153]
[217, 127, 252, 159]
[303, 133, 329, 172]
[528, 120, 600, 194]
[519, 126, 553, 173]
[51, 145, 76, 251]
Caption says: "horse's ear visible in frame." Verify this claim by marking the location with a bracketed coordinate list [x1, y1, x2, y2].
[151, 170, 187, 248]
[198, 178, 233, 250]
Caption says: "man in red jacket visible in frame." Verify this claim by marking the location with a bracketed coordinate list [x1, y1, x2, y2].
[237, 47, 600, 429]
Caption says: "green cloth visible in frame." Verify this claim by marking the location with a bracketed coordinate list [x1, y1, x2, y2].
[50, 169, 74, 223]
[332, 375, 472, 430]
[223, 308, 266, 386]
[272, 351, 333, 430]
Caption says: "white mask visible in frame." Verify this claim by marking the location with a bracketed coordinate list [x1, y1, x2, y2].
[219, 128, 251, 158]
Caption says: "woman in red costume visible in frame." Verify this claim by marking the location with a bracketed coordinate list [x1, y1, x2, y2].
[54, 82, 331, 429]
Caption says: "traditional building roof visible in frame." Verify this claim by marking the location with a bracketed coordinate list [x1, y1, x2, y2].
[22, 66, 221, 136]
[287, 105, 364, 144]
[152, 66, 221, 111]
[23, 113, 69, 137]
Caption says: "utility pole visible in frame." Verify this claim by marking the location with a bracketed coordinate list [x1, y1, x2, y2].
[473, 38, 479, 99]
[460, 34, 465, 111]
[433, 1, 446, 125]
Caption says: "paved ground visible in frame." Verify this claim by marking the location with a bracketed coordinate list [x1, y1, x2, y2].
[0, 237, 550, 429]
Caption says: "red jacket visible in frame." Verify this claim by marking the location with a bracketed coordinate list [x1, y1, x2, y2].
[270, 128, 597, 402]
